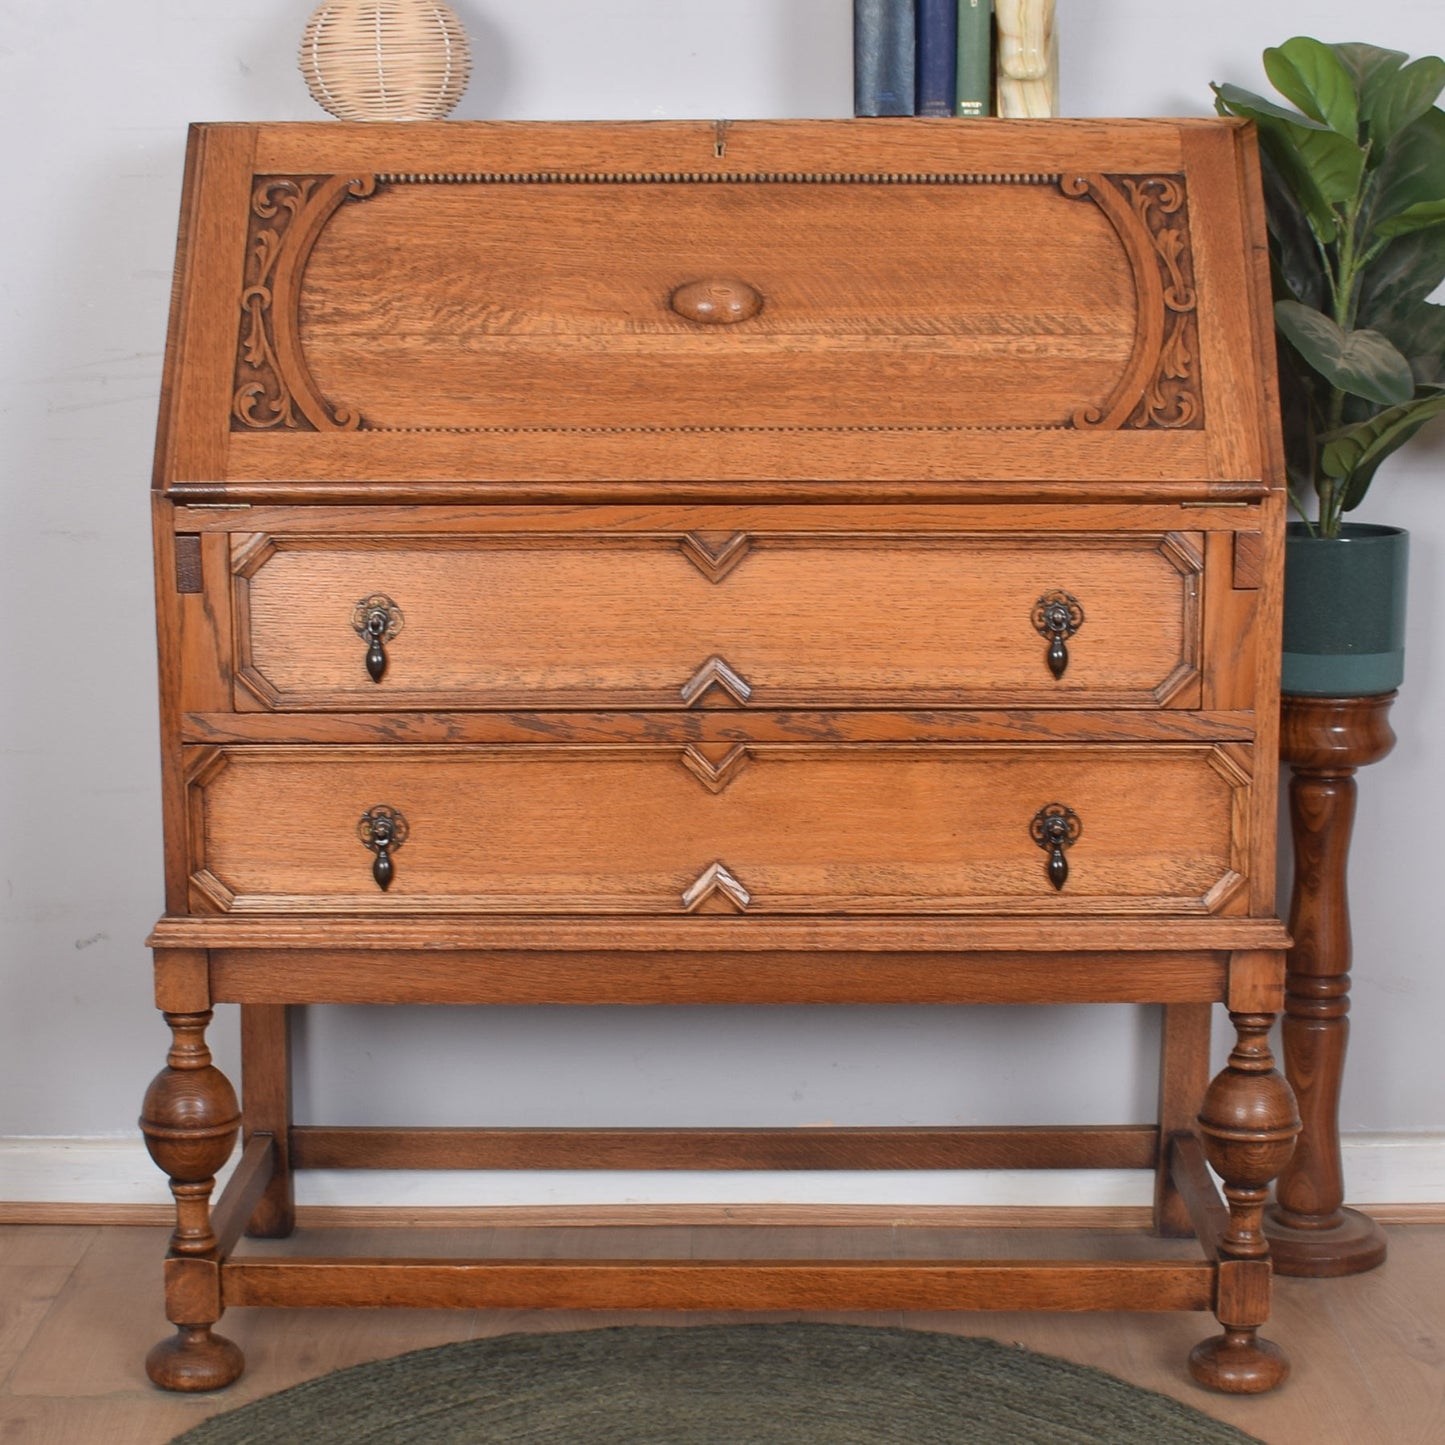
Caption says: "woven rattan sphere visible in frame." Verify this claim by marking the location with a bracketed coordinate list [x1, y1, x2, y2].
[299, 0, 471, 121]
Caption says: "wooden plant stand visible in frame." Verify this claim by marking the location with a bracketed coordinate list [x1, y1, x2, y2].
[1264, 692, 1395, 1277]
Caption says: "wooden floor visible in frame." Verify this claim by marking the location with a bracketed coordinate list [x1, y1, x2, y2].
[2, 1222, 1442, 1444]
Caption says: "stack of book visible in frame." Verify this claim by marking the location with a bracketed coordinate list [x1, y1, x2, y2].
[854, 0, 993, 117]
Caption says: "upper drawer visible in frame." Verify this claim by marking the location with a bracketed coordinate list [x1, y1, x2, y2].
[154, 120, 1278, 491]
[232, 531, 1202, 711]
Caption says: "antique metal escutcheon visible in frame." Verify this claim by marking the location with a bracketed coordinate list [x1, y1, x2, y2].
[1030, 803, 1081, 889]
[351, 594, 404, 682]
[1032, 591, 1085, 678]
[358, 805, 408, 890]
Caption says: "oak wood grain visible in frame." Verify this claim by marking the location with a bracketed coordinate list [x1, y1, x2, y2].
[1154, 1005, 1212, 1237]
[247, 116, 1192, 180]
[239, 1007, 294, 1238]
[151, 913, 1290, 953]
[206, 948, 1230, 1007]
[297, 178, 1133, 433]
[222, 1256, 1216, 1314]
[180, 708, 1259, 747]
[174, 500, 1271, 535]
[287, 1125, 1159, 1174]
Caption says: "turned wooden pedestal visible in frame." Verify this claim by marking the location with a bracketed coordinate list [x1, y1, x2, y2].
[1265, 692, 1395, 1278]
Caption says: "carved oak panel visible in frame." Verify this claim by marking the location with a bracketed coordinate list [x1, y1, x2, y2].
[232, 169, 1199, 438]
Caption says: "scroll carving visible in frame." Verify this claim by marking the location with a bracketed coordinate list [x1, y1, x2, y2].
[233, 174, 376, 431]
[1063, 174, 1202, 431]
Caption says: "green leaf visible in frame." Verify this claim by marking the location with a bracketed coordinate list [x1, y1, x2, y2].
[1372, 299, 1445, 385]
[1259, 129, 1344, 245]
[1267, 117, 1364, 212]
[1338, 419, 1429, 511]
[1332, 42, 1409, 95]
[1212, 83, 1354, 239]
[1357, 224, 1445, 320]
[1261, 149, 1328, 309]
[1375, 199, 1445, 237]
[1348, 48, 1445, 153]
[1212, 81, 1333, 131]
[1265, 37, 1360, 138]
[1275, 350, 1327, 499]
[1320, 389, 1445, 500]
[1371, 108, 1445, 229]
[1275, 301, 1417, 403]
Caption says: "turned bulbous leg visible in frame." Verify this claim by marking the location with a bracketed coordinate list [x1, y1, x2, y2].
[139, 1010, 245, 1391]
[1189, 1011, 1300, 1394]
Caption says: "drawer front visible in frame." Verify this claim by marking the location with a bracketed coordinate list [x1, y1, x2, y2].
[233, 532, 1202, 711]
[186, 743, 1249, 915]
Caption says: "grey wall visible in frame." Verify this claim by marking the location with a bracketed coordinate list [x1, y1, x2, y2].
[3, 2, 1443, 1192]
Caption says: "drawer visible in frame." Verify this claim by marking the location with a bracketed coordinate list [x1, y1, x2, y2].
[232, 532, 1202, 711]
[185, 742, 1249, 915]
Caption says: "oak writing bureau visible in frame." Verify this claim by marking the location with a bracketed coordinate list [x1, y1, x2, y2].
[142, 119, 1298, 1393]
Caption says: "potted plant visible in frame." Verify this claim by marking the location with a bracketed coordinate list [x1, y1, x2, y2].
[1214, 37, 1445, 694]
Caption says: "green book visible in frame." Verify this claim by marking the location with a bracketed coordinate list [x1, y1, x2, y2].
[955, 0, 993, 116]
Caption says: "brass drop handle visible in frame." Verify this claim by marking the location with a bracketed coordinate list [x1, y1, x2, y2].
[351, 594, 404, 683]
[358, 806, 408, 891]
[363, 610, 388, 681]
[1032, 592, 1084, 679]
[1030, 804, 1081, 891]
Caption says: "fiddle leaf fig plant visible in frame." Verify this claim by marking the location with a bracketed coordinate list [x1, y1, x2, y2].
[1213, 37, 1445, 536]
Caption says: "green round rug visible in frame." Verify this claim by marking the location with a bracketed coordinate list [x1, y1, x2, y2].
[169, 1323, 1263, 1444]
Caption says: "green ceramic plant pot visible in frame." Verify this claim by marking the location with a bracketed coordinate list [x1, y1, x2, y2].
[1281, 522, 1408, 697]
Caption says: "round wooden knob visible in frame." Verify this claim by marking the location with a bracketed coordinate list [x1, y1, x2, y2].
[669, 279, 763, 325]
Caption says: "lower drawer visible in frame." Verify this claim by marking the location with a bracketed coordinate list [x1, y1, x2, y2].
[184, 743, 1251, 915]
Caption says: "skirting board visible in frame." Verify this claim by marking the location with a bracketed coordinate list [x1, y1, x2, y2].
[2, 1133, 1443, 1226]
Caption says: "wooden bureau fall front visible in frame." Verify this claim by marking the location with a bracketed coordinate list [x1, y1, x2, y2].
[142, 119, 1298, 1394]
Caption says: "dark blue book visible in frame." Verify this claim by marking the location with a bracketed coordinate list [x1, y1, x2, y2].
[854, 0, 916, 116]
[916, 0, 958, 116]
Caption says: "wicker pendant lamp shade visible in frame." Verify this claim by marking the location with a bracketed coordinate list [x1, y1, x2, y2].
[299, 0, 471, 121]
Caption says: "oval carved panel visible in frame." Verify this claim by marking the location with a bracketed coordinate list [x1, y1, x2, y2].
[234, 170, 1156, 435]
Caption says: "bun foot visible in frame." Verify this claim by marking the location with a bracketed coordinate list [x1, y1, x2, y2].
[146, 1325, 245, 1392]
[1188, 1327, 1289, 1394]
